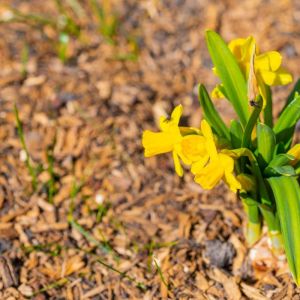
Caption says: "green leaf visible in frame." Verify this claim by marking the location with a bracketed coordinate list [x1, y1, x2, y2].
[198, 84, 230, 141]
[283, 79, 300, 109]
[267, 153, 294, 167]
[268, 176, 300, 286]
[263, 86, 273, 128]
[230, 120, 243, 149]
[274, 94, 300, 150]
[205, 30, 249, 127]
[264, 154, 295, 177]
[266, 165, 296, 177]
[257, 123, 276, 168]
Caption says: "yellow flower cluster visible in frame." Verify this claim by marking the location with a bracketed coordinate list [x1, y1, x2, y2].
[212, 36, 293, 106]
[142, 105, 241, 192]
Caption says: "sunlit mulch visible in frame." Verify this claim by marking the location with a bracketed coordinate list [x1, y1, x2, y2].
[0, 0, 300, 299]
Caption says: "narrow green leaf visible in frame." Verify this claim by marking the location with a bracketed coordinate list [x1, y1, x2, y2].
[264, 153, 294, 177]
[267, 154, 294, 168]
[198, 84, 230, 141]
[268, 176, 300, 286]
[265, 165, 296, 177]
[274, 94, 300, 150]
[257, 123, 276, 168]
[205, 30, 249, 127]
[263, 86, 273, 128]
[283, 79, 300, 109]
[230, 120, 243, 149]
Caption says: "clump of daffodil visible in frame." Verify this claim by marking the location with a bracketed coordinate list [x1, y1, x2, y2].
[142, 105, 208, 176]
[212, 35, 293, 107]
[191, 120, 241, 192]
[142, 30, 300, 287]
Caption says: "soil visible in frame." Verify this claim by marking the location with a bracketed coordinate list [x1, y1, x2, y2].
[0, 0, 300, 299]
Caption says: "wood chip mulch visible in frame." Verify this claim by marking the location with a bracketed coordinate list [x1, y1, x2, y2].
[0, 0, 300, 299]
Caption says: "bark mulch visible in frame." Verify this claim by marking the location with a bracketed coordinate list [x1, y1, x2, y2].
[0, 0, 300, 299]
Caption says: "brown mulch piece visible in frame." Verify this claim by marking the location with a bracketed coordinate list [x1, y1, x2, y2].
[0, 0, 300, 299]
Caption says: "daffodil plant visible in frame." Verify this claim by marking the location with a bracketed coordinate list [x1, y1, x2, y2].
[142, 30, 300, 285]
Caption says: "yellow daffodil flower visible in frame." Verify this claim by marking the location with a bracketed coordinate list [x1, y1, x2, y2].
[142, 105, 208, 176]
[230, 36, 292, 104]
[192, 120, 241, 192]
[212, 36, 293, 106]
[288, 144, 300, 165]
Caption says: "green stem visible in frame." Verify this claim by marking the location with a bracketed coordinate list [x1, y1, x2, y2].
[241, 196, 262, 246]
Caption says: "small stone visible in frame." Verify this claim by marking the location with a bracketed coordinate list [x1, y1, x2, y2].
[205, 239, 236, 269]
[95, 193, 104, 205]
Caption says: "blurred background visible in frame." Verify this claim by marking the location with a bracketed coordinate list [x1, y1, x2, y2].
[0, 0, 299, 299]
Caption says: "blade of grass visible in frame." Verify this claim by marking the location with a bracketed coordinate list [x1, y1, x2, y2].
[32, 278, 69, 297]
[152, 255, 170, 290]
[14, 103, 38, 190]
[68, 181, 116, 255]
[21, 43, 29, 77]
[95, 258, 146, 290]
[46, 141, 57, 204]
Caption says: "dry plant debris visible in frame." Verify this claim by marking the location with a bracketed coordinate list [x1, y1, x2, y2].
[0, 0, 300, 299]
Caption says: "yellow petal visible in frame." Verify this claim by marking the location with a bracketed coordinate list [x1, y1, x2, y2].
[159, 116, 169, 131]
[171, 104, 183, 125]
[228, 38, 246, 59]
[219, 153, 234, 172]
[173, 150, 183, 177]
[260, 67, 293, 86]
[179, 126, 201, 136]
[275, 67, 293, 85]
[181, 135, 207, 162]
[259, 71, 277, 86]
[201, 120, 218, 159]
[142, 130, 174, 157]
[175, 144, 191, 165]
[219, 154, 240, 192]
[228, 36, 256, 62]
[211, 85, 225, 99]
[194, 160, 223, 189]
[255, 51, 282, 72]
[159, 105, 183, 132]
[191, 155, 209, 174]
[257, 74, 268, 108]
[224, 171, 241, 192]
